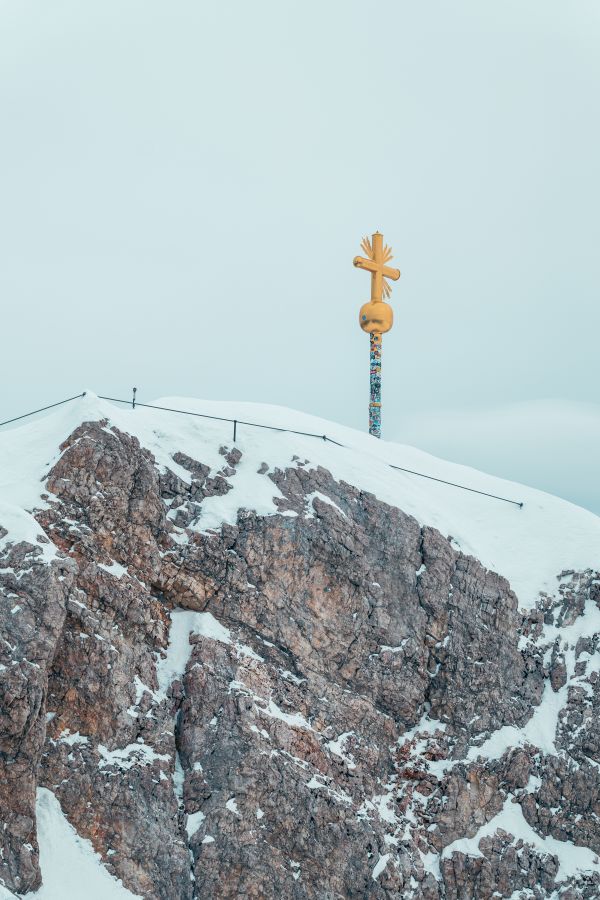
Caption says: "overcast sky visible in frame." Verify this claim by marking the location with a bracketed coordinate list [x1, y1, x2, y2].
[1, 1, 599, 513]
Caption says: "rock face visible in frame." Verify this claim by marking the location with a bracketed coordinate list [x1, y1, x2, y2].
[1, 419, 599, 898]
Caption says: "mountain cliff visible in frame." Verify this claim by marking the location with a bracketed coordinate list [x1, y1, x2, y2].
[1, 394, 599, 899]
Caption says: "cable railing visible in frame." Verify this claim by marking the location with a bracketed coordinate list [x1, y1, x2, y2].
[0, 391, 524, 508]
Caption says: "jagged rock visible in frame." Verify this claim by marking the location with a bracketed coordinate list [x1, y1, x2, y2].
[1, 416, 599, 899]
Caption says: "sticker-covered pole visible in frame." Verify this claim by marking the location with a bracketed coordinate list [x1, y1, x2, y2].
[369, 333, 382, 437]
[353, 231, 401, 439]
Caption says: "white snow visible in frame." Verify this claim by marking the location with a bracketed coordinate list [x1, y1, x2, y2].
[399, 714, 447, 744]
[304, 491, 347, 519]
[468, 590, 600, 764]
[155, 609, 262, 701]
[97, 561, 128, 579]
[97, 742, 170, 771]
[369, 791, 399, 825]
[1, 395, 599, 892]
[0, 888, 18, 900]
[1, 392, 599, 609]
[305, 773, 352, 805]
[185, 810, 206, 837]
[325, 731, 357, 769]
[58, 730, 88, 747]
[173, 753, 185, 804]
[155, 610, 210, 698]
[442, 795, 600, 882]
[380, 642, 407, 654]
[372, 853, 390, 880]
[21, 788, 141, 899]
[261, 698, 312, 730]
[419, 849, 441, 881]
[0, 500, 57, 564]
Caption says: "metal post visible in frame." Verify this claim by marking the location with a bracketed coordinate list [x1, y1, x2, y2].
[369, 333, 382, 438]
[132, 387, 137, 410]
[233, 419, 237, 442]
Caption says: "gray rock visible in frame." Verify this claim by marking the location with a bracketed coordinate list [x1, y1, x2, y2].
[0, 421, 598, 898]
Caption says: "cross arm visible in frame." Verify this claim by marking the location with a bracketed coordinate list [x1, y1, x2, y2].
[353, 255, 378, 273]
[382, 265, 401, 281]
[353, 256, 400, 281]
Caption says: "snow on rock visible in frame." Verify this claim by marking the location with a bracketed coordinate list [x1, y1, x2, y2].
[0, 501, 57, 565]
[1, 391, 599, 608]
[372, 853, 391, 880]
[155, 610, 201, 699]
[0, 888, 18, 900]
[261, 698, 312, 730]
[468, 588, 600, 764]
[97, 742, 170, 771]
[22, 789, 141, 899]
[97, 561, 128, 579]
[185, 811, 206, 838]
[58, 730, 88, 747]
[442, 795, 600, 882]
[155, 609, 263, 702]
[325, 731, 357, 769]
[305, 773, 352, 806]
[304, 491, 347, 520]
[2, 392, 600, 898]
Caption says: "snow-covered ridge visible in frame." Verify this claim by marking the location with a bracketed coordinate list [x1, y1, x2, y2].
[1, 391, 599, 609]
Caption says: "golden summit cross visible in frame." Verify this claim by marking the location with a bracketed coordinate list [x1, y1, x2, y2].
[353, 231, 400, 302]
[353, 231, 401, 439]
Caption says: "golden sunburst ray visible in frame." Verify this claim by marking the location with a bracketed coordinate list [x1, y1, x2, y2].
[383, 244, 393, 263]
[382, 279, 392, 299]
[360, 236, 373, 258]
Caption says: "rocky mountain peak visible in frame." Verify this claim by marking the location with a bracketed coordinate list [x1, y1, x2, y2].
[1, 395, 600, 899]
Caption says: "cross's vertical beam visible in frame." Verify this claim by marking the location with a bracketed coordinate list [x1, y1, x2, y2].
[370, 232, 383, 302]
[369, 332, 382, 438]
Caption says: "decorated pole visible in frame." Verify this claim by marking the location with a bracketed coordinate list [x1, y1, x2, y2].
[369, 332, 382, 436]
[353, 231, 401, 438]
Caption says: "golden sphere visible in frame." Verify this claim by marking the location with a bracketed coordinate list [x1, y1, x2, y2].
[359, 300, 393, 334]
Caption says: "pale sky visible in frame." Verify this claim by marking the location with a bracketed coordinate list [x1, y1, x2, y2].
[1, 1, 599, 512]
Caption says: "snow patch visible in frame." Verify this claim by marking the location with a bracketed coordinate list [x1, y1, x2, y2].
[326, 731, 356, 769]
[468, 594, 600, 763]
[155, 609, 263, 701]
[442, 795, 600, 881]
[97, 561, 128, 579]
[22, 788, 141, 899]
[225, 798, 240, 816]
[185, 810, 206, 838]
[58, 730, 88, 747]
[98, 742, 169, 771]
[304, 491, 347, 520]
[372, 853, 390, 881]
[261, 698, 312, 730]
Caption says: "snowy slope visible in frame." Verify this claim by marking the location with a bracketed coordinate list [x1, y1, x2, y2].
[26, 789, 141, 900]
[1, 391, 598, 610]
[0, 790, 140, 900]
[2, 392, 600, 898]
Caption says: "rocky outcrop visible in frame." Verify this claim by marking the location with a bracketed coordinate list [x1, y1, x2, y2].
[1, 420, 599, 898]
